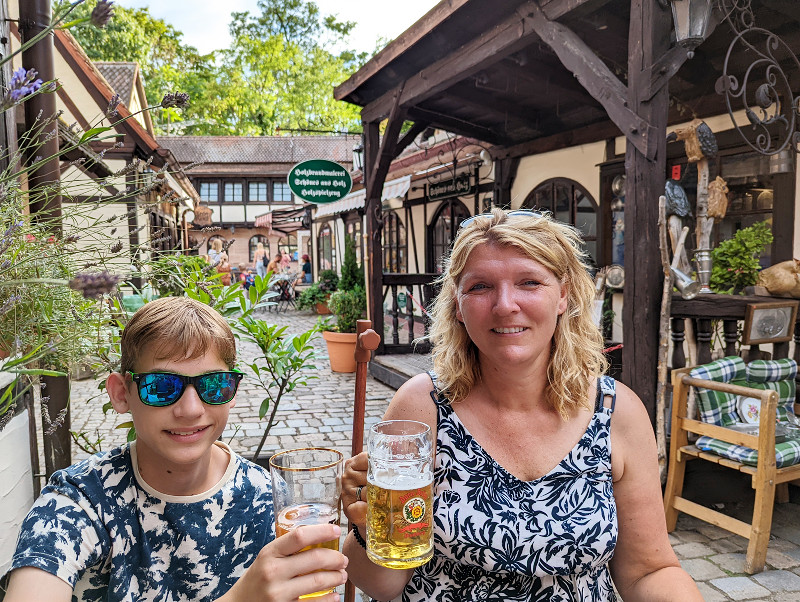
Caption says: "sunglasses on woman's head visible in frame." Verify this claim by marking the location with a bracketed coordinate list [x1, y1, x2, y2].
[458, 209, 551, 230]
[127, 371, 244, 407]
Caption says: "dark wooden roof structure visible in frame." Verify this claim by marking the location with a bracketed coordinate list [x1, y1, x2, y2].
[334, 0, 800, 422]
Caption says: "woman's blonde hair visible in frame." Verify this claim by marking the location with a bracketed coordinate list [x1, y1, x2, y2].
[211, 238, 223, 252]
[120, 297, 236, 374]
[256, 242, 265, 252]
[428, 208, 607, 418]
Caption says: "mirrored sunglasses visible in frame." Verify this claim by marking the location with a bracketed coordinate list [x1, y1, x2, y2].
[459, 209, 551, 230]
[128, 371, 244, 407]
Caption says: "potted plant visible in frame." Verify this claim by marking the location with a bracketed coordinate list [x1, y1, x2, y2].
[710, 221, 773, 294]
[321, 237, 367, 373]
[296, 269, 338, 314]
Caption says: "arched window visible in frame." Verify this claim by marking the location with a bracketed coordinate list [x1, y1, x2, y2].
[428, 200, 470, 273]
[249, 235, 269, 262]
[523, 178, 599, 268]
[317, 223, 336, 271]
[382, 211, 407, 273]
[278, 232, 298, 261]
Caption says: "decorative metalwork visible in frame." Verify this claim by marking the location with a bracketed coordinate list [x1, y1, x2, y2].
[715, 0, 800, 155]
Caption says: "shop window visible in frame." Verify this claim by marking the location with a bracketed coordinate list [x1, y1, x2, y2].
[382, 211, 407, 273]
[715, 152, 774, 266]
[249, 235, 269, 261]
[318, 223, 336, 271]
[523, 178, 599, 269]
[224, 182, 243, 203]
[249, 182, 269, 203]
[429, 200, 470, 273]
[278, 232, 299, 261]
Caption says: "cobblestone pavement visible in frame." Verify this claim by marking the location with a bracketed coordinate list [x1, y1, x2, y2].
[68, 308, 800, 601]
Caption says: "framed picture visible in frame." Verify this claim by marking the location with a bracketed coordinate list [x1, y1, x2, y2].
[742, 301, 799, 345]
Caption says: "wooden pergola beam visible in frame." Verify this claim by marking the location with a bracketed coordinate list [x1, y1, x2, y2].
[529, 1, 657, 159]
[357, 0, 610, 123]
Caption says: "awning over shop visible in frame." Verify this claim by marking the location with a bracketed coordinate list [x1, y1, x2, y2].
[254, 205, 311, 235]
[313, 175, 411, 218]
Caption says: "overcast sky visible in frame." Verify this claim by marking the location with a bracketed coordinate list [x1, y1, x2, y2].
[116, 0, 440, 55]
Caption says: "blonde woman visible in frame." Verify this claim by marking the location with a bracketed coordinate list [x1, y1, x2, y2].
[208, 238, 224, 267]
[253, 242, 268, 280]
[341, 209, 701, 601]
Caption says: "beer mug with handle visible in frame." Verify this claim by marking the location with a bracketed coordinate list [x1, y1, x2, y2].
[367, 420, 434, 569]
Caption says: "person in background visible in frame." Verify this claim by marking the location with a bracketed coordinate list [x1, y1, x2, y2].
[4, 297, 348, 602]
[253, 242, 268, 281]
[208, 238, 224, 267]
[279, 251, 291, 273]
[340, 208, 701, 602]
[217, 252, 232, 286]
[301, 254, 312, 284]
[266, 251, 282, 276]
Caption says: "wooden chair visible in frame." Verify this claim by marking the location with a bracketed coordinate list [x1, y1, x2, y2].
[663, 356, 800, 573]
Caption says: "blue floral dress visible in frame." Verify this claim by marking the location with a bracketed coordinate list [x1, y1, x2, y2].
[396, 373, 619, 602]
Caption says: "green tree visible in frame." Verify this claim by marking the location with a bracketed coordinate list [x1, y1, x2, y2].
[56, 1, 218, 134]
[213, 0, 366, 135]
[60, 0, 366, 136]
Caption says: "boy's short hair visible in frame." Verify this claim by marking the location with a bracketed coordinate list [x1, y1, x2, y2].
[120, 297, 236, 374]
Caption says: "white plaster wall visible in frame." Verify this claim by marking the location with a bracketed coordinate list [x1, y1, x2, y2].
[0, 411, 35, 576]
[512, 142, 606, 208]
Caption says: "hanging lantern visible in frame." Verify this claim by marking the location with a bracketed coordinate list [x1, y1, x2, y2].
[670, 0, 713, 58]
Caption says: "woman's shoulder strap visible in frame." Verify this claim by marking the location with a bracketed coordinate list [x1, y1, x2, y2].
[595, 375, 617, 413]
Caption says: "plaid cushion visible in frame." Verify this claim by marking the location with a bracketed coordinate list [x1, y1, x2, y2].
[696, 435, 800, 468]
[730, 378, 797, 423]
[747, 358, 797, 383]
[690, 356, 746, 426]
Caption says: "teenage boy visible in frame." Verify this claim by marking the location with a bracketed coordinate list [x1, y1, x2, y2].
[4, 297, 347, 602]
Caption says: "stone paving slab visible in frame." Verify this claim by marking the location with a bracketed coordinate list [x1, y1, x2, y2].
[67, 308, 800, 601]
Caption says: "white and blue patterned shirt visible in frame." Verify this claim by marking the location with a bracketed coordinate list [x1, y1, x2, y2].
[10, 441, 274, 601]
[397, 373, 618, 602]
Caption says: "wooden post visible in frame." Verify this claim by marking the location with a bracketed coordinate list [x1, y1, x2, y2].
[622, 0, 672, 424]
[363, 121, 382, 335]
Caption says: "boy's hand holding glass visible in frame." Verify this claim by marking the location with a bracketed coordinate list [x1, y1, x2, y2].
[269, 448, 345, 599]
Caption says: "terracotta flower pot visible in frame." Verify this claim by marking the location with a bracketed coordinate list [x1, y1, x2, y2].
[322, 330, 358, 373]
[315, 301, 332, 315]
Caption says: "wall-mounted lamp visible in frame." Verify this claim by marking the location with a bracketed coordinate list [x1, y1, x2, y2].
[666, 0, 713, 58]
[352, 144, 364, 171]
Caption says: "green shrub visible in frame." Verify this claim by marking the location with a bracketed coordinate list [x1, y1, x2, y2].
[296, 283, 329, 311]
[338, 235, 364, 292]
[318, 269, 339, 293]
[327, 285, 366, 333]
[710, 221, 773, 294]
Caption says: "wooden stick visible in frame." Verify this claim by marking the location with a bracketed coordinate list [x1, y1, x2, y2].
[345, 319, 380, 602]
[657, 196, 672, 483]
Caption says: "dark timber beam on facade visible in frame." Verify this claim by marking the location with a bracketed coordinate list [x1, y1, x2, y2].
[356, 0, 610, 123]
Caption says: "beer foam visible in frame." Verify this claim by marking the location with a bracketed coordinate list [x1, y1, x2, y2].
[368, 473, 433, 490]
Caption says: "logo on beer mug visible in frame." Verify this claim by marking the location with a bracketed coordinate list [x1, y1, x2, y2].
[367, 420, 434, 569]
[403, 497, 425, 523]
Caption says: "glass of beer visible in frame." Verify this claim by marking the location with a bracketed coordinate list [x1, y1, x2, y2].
[366, 420, 434, 569]
[269, 447, 343, 599]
